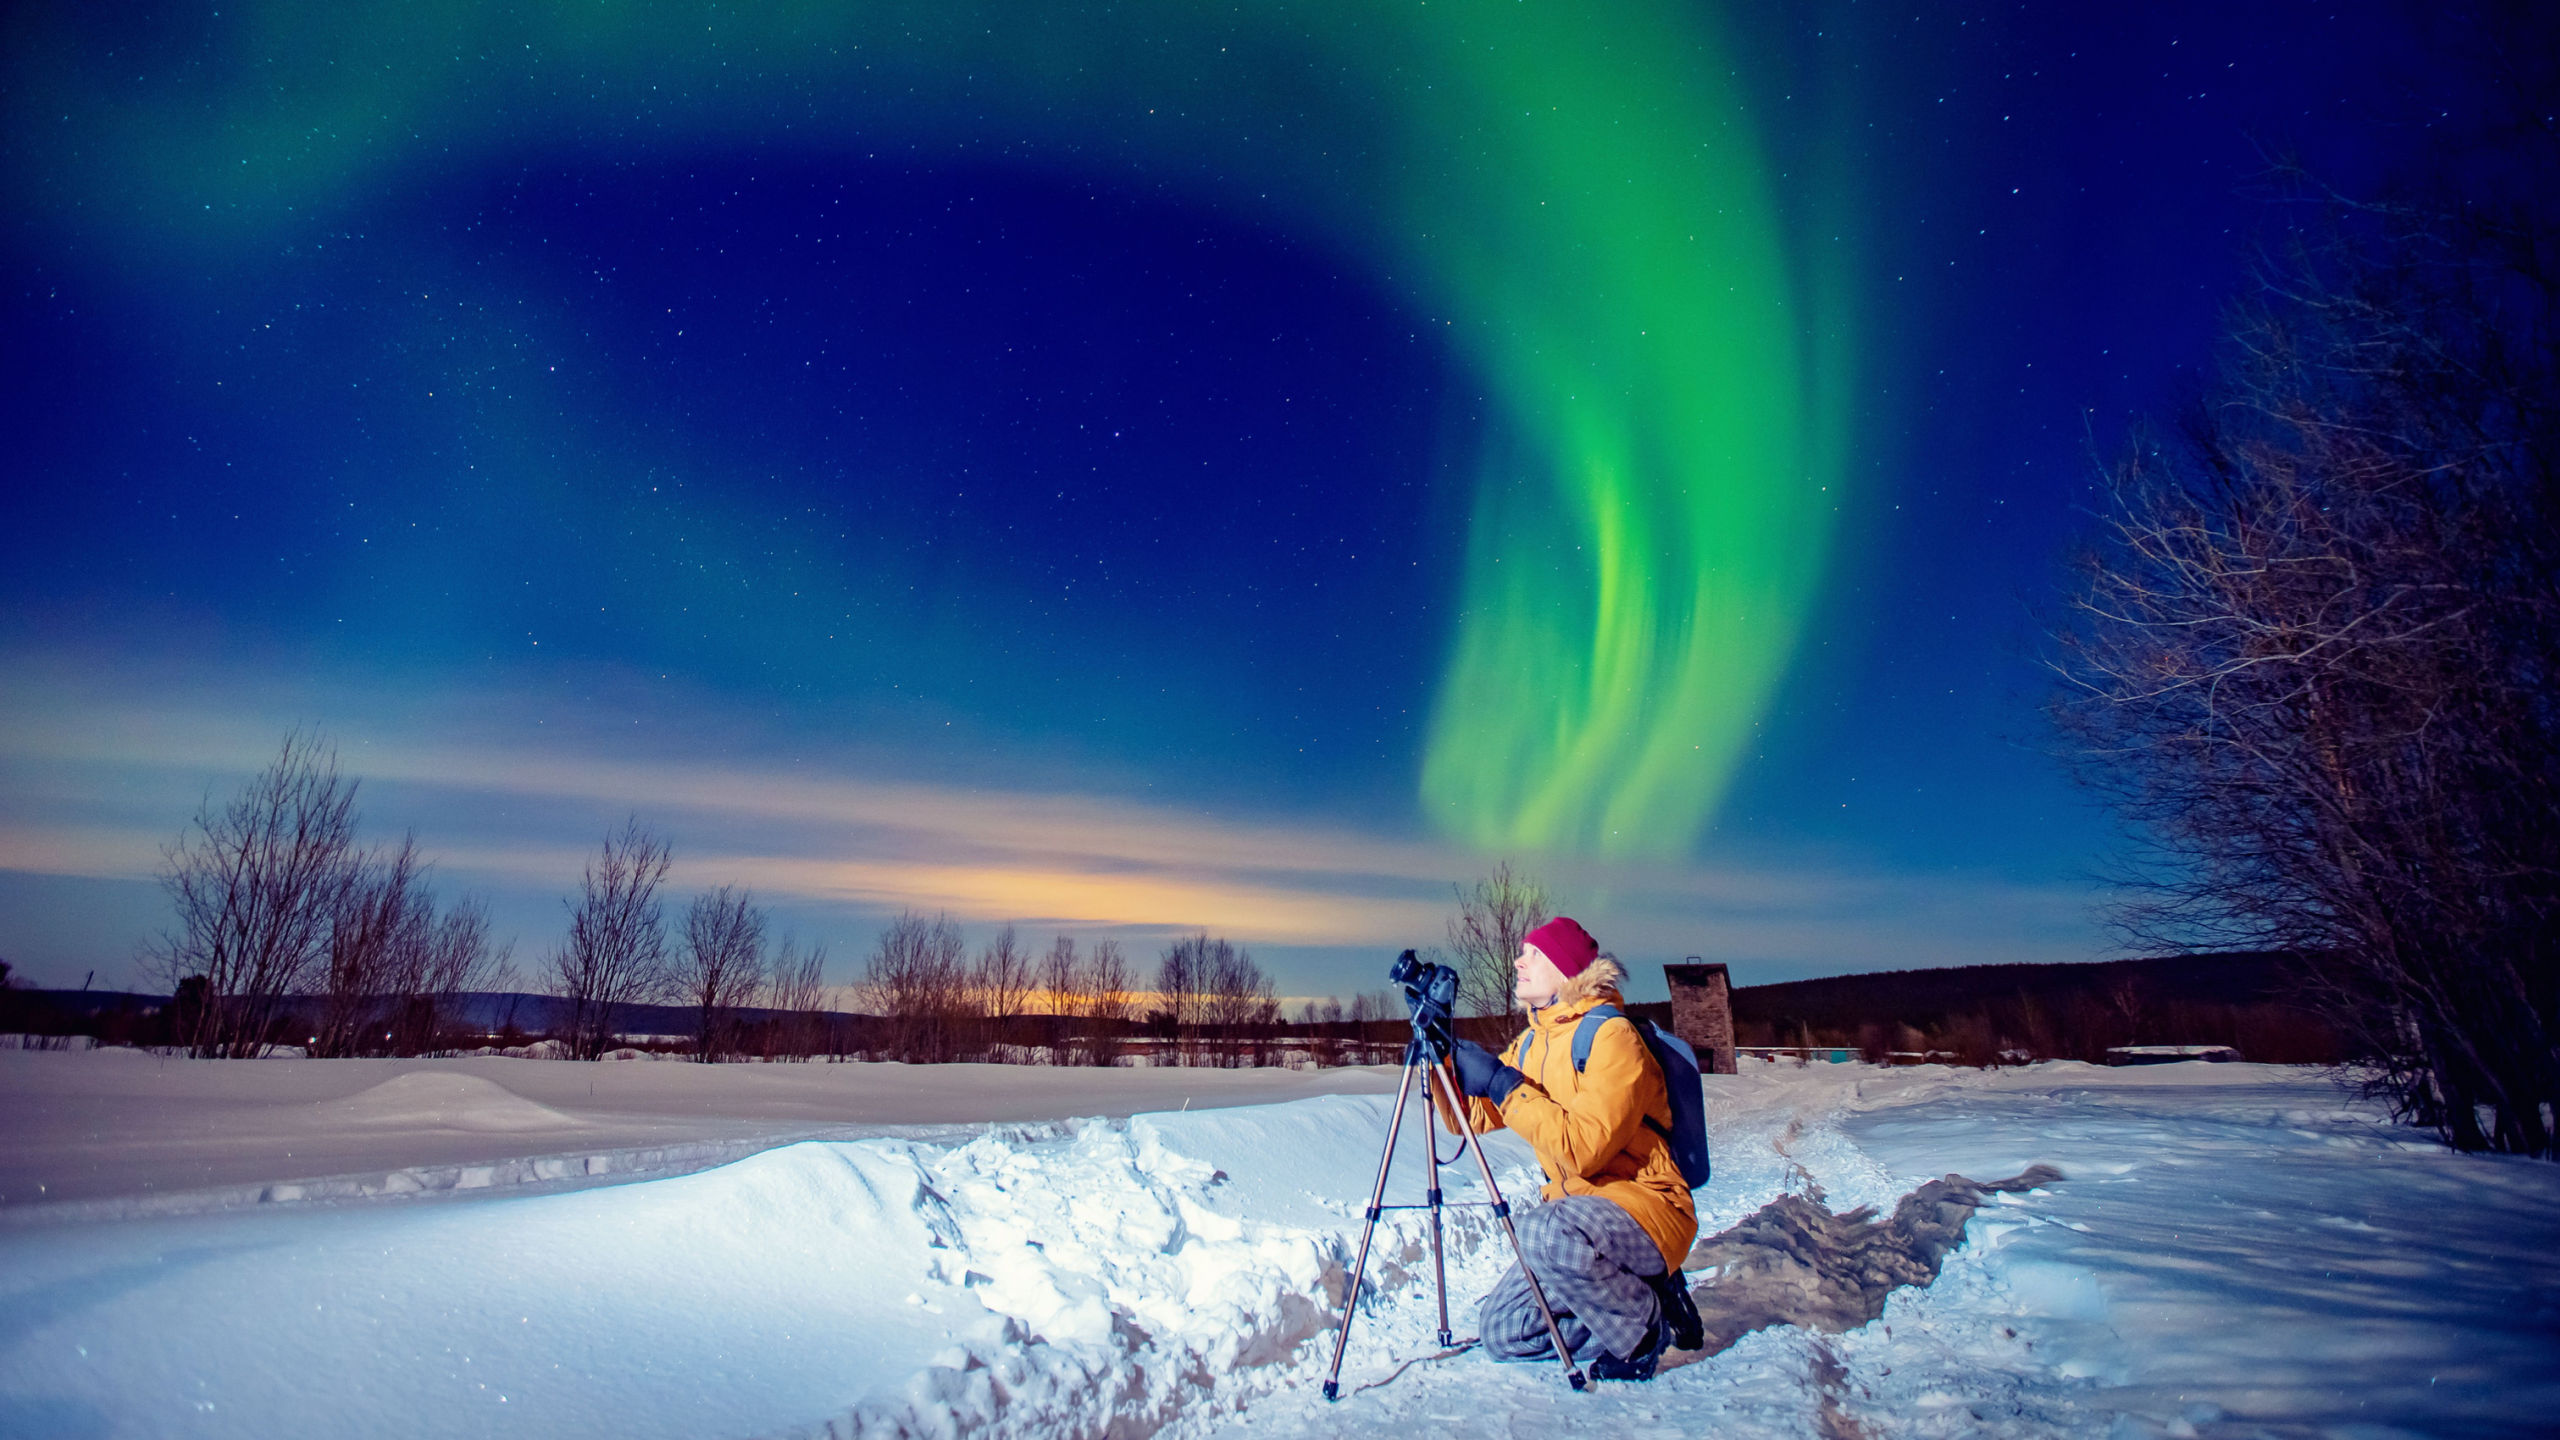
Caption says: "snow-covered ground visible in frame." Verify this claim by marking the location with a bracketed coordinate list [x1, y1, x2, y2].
[0, 1049, 1402, 1212]
[2, 1055, 2554, 1439]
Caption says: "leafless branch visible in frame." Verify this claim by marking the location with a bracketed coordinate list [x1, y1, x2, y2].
[548, 819, 675, 1061]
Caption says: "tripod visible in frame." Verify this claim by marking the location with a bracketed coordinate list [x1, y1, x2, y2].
[1320, 1029, 1587, 1399]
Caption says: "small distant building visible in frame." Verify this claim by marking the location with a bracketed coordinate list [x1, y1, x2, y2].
[2106, 1044, 2243, 1066]
[1735, 1044, 1860, 1065]
[1662, 960, 1738, 1075]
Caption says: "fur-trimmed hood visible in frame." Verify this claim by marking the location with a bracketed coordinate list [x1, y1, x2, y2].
[1537, 955, 1625, 1014]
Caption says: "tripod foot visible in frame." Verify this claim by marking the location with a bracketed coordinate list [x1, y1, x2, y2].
[1322, 1380, 1340, 1403]
[1568, 1371, 1589, 1391]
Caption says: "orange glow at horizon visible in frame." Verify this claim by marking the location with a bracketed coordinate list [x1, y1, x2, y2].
[682, 854, 1442, 947]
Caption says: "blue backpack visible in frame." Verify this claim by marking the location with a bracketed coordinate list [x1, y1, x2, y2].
[1535, 1005, 1713, 1190]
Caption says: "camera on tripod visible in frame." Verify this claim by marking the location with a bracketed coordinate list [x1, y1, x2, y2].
[1387, 948, 1460, 1060]
[1322, 948, 1587, 1399]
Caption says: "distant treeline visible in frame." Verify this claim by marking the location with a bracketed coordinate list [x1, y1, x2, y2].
[0, 983, 1441, 1067]
[5, 953, 2348, 1070]
[1719, 952, 2343, 1065]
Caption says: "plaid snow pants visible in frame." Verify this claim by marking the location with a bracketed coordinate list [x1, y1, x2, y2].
[1477, 1194, 1664, 1364]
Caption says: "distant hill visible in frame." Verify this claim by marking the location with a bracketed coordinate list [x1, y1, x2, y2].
[1733, 952, 2298, 1029]
[10, 989, 167, 1019]
[438, 992, 741, 1038]
[1694, 953, 2340, 1064]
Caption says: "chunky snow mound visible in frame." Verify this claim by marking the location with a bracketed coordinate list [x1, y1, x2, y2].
[0, 1100, 1429, 1440]
[3, 1061, 2556, 1439]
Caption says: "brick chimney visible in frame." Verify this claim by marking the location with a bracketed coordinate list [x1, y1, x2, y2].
[1662, 960, 1736, 1075]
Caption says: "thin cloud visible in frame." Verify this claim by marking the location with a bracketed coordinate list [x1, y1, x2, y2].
[0, 654, 2108, 986]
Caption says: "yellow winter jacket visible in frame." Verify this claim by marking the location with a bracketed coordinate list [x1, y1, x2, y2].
[1456, 985, 1698, 1270]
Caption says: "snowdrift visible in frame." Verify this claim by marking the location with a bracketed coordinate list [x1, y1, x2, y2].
[3, 1061, 2556, 1439]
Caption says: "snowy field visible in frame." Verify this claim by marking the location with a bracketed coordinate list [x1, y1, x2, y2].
[2, 1055, 2555, 1439]
[0, 1049, 1402, 1212]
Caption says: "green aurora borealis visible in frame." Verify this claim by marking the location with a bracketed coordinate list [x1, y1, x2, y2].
[6, 0, 1850, 858]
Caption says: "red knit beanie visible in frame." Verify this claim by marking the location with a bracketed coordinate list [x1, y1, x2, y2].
[1523, 916, 1600, 978]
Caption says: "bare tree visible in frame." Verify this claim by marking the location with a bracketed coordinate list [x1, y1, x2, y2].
[922, 916, 974, 1061]
[2052, 180, 2560, 1155]
[548, 820, 675, 1061]
[1446, 862, 1552, 1018]
[676, 885, 766, 1062]
[302, 834, 515, 1058]
[1246, 984, 1284, 1068]
[860, 911, 973, 1062]
[1298, 996, 1345, 1068]
[1346, 990, 1397, 1065]
[146, 731, 363, 1057]
[972, 925, 1035, 1061]
[394, 893, 512, 1054]
[1199, 939, 1272, 1068]
[1155, 935, 1213, 1066]
[1038, 933, 1080, 1062]
[308, 834, 429, 1058]
[860, 912, 929, 1059]
[1082, 938, 1130, 1067]
[762, 937, 829, 1061]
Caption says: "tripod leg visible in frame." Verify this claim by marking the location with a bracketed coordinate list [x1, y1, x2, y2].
[1420, 1063, 1453, 1348]
[1322, 1052, 1422, 1402]
[1434, 1057, 1588, 1392]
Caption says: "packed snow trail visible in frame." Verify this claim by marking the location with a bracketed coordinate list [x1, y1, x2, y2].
[1681, 1165, 2067, 1357]
[1197, 1063, 2560, 1440]
[1834, 1065, 2560, 1437]
[3, 1061, 2556, 1439]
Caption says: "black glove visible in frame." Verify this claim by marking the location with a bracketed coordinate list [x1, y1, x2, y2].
[1450, 1039, 1524, 1104]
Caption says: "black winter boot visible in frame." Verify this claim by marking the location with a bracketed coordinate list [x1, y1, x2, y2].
[1586, 1321, 1662, 1382]
[1586, 1349, 1658, 1381]
[1646, 1269, 1705, 1352]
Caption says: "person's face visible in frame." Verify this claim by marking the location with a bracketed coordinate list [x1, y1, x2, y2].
[1513, 941, 1567, 1008]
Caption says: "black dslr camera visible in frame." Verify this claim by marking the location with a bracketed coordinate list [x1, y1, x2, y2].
[1388, 948, 1460, 1061]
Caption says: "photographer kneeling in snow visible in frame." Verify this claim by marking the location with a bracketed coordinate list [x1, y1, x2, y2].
[1446, 917, 1703, 1380]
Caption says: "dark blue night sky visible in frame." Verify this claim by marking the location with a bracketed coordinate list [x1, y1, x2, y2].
[1, 1, 2538, 1000]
